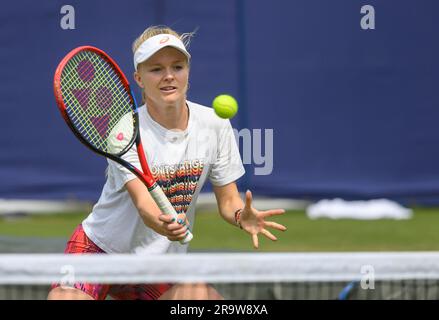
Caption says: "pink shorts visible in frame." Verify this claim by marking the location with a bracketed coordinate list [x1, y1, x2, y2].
[51, 224, 173, 300]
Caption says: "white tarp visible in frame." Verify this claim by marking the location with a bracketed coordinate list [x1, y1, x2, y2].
[307, 198, 413, 220]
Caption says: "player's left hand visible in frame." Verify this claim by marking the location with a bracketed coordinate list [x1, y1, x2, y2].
[239, 190, 287, 249]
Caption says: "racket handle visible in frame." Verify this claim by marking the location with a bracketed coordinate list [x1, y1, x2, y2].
[149, 184, 193, 244]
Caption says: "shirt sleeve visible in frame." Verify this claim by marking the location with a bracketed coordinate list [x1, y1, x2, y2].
[107, 144, 141, 192]
[209, 120, 245, 186]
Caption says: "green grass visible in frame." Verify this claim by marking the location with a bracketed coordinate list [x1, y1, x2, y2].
[0, 212, 88, 238]
[2, 208, 439, 251]
[192, 208, 439, 251]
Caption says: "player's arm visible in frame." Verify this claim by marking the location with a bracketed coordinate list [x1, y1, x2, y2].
[213, 182, 287, 249]
[213, 182, 245, 227]
[126, 179, 188, 241]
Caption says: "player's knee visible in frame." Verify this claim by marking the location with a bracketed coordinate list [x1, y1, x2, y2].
[206, 285, 224, 300]
[159, 283, 223, 300]
[47, 287, 94, 300]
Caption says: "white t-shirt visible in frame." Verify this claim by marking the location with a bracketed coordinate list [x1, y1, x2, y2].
[82, 101, 245, 254]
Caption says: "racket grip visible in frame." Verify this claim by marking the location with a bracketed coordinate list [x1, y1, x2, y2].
[149, 184, 193, 244]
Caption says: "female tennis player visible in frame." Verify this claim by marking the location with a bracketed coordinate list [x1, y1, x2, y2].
[48, 26, 286, 300]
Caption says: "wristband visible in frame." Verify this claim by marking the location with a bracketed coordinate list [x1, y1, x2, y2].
[234, 208, 243, 229]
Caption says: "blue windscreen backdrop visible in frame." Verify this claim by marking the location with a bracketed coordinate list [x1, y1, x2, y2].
[1, 0, 439, 204]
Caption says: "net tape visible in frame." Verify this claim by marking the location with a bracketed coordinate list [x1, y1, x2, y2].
[1, 252, 439, 285]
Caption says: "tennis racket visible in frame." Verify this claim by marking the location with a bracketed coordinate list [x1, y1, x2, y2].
[53, 46, 193, 244]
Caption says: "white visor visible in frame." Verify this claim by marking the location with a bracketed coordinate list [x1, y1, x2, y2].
[133, 34, 191, 70]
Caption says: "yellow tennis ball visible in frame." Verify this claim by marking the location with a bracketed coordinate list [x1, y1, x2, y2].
[212, 95, 238, 119]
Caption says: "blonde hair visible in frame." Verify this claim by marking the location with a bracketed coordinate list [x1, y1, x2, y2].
[132, 26, 195, 103]
[132, 25, 194, 55]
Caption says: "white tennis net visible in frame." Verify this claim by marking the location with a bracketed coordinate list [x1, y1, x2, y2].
[1, 252, 439, 299]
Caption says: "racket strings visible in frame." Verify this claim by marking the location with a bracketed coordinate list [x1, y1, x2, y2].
[63, 60, 128, 148]
[60, 50, 135, 154]
[64, 53, 130, 146]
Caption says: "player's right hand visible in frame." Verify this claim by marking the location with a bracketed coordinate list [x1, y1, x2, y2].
[158, 213, 190, 242]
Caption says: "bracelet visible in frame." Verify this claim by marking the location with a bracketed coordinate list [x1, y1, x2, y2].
[234, 208, 243, 229]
